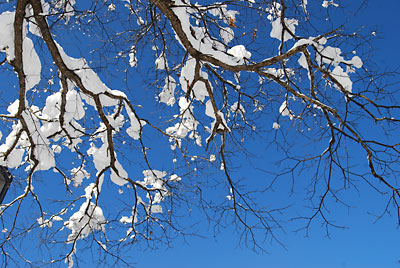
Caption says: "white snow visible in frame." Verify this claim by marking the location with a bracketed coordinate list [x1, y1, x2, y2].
[279, 100, 294, 120]
[220, 27, 234, 44]
[22, 109, 55, 170]
[169, 174, 181, 181]
[70, 166, 90, 187]
[126, 105, 146, 140]
[0, 11, 16, 61]
[23, 37, 41, 89]
[272, 122, 280, 129]
[56, 42, 127, 107]
[205, 100, 215, 118]
[120, 207, 138, 224]
[230, 102, 246, 118]
[209, 154, 216, 162]
[151, 205, 163, 214]
[166, 96, 199, 140]
[179, 57, 210, 102]
[227, 45, 251, 63]
[322, 1, 339, 8]
[0, 11, 41, 89]
[171, 0, 247, 66]
[298, 53, 308, 69]
[270, 18, 298, 42]
[108, 3, 116, 11]
[331, 66, 352, 93]
[65, 200, 106, 243]
[155, 53, 168, 70]
[87, 133, 128, 187]
[129, 47, 138, 67]
[7, 100, 19, 116]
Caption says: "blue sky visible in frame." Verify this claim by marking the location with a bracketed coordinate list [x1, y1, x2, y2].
[131, 184, 400, 268]
[0, 0, 400, 267]
[132, 1, 400, 268]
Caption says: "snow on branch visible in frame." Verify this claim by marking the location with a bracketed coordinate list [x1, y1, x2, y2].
[0, 0, 398, 266]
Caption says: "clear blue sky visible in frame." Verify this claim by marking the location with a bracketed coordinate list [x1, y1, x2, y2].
[1, 1, 400, 267]
[131, 1, 400, 268]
